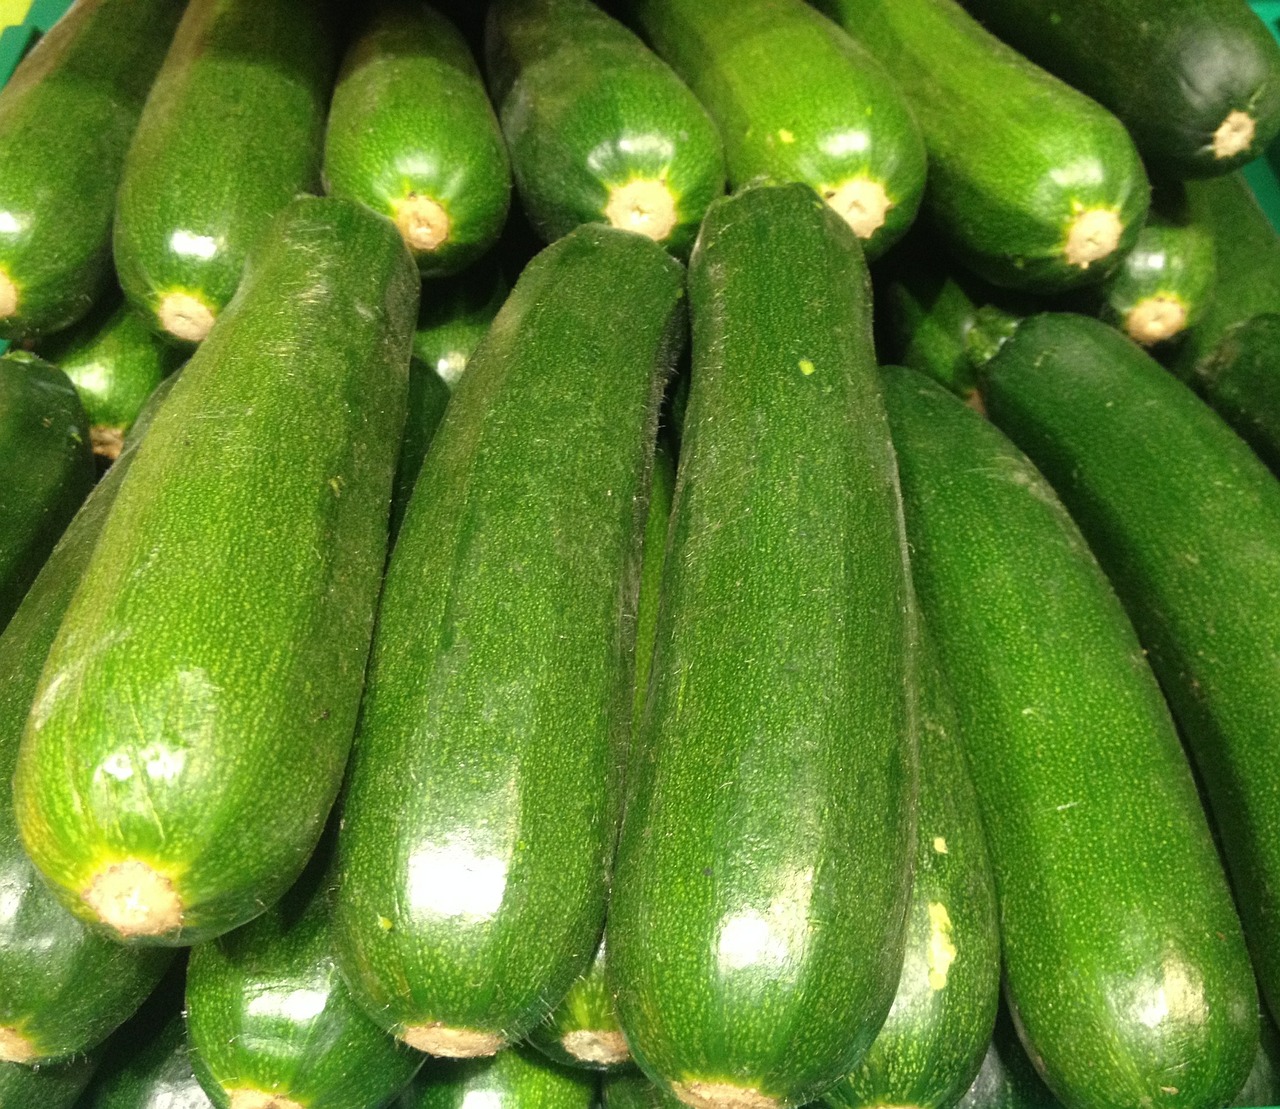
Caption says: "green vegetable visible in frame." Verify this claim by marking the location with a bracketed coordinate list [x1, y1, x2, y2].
[14, 196, 418, 946]
[625, 0, 925, 259]
[325, 0, 510, 276]
[1189, 313, 1280, 474]
[976, 311, 1280, 1079]
[486, 0, 725, 256]
[609, 183, 915, 1109]
[603, 1070, 682, 1108]
[0, 0, 181, 339]
[954, 1005, 1062, 1109]
[403, 1049, 597, 1109]
[80, 1008, 213, 1109]
[886, 359, 1258, 1109]
[0, 353, 94, 631]
[114, 0, 336, 344]
[0, 1054, 97, 1109]
[815, 0, 1148, 291]
[1231, 1007, 1280, 1108]
[332, 225, 684, 1056]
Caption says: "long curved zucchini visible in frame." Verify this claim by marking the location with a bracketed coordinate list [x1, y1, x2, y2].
[976, 311, 1280, 1068]
[886, 359, 1258, 1109]
[325, 1, 510, 277]
[815, 0, 1148, 291]
[114, 0, 336, 344]
[14, 196, 418, 946]
[0, 0, 182, 339]
[625, 0, 925, 259]
[332, 225, 684, 1056]
[609, 183, 916, 1109]
[486, 0, 725, 257]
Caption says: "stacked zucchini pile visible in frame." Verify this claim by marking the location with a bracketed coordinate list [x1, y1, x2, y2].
[2, 0, 1280, 1107]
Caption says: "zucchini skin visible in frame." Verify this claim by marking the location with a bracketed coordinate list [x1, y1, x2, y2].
[886, 360, 1258, 1109]
[82, 1009, 213, 1109]
[1191, 314, 1280, 474]
[1232, 1007, 1280, 1108]
[402, 1048, 597, 1109]
[955, 1005, 1062, 1109]
[604, 1070, 683, 1108]
[185, 849, 423, 1109]
[816, 0, 1148, 292]
[822, 627, 999, 1109]
[0, 1054, 97, 1109]
[36, 294, 185, 460]
[114, 0, 336, 344]
[324, 1, 510, 277]
[625, 0, 924, 260]
[332, 225, 685, 1054]
[960, 0, 1280, 176]
[0, 420, 172, 1065]
[609, 183, 916, 1108]
[487, 0, 725, 257]
[14, 196, 419, 946]
[0, 353, 94, 632]
[977, 313, 1280, 1075]
[0, 0, 182, 339]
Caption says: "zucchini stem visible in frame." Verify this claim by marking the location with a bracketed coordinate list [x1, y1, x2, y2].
[394, 194, 451, 254]
[0, 1027, 37, 1064]
[1213, 111, 1256, 160]
[1125, 294, 1188, 345]
[83, 859, 183, 939]
[823, 177, 891, 240]
[671, 1080, 778, 1109]
[562, 1028, 631, 1066]
[228, 1089, 305, 1109]
[605, 179, 679, 242]
[1064, 208, 1123, 269]
[399, 1022, 503, 1057]
[158, 291, 216, 343]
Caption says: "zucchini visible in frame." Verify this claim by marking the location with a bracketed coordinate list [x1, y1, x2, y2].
[960, 0, 1280, 176]
[815, 0, 1148, 291]
[821, 628, 999, 1109]
[332, 225, 684, 1056]
[0, 353, 94, 632]
[403, 1048, 597, 1109]
[81, 1008, 213, 1109]
[609, 183, 916, 1109]
[113, 0, 336, 344]
[1190, 313, 1280, 474]
[604, 1071, 683, 1109]
[975, 312, 1280, 1072]
[0, 410, 173, 1066]
[185, 841, 424, 1109]
[884, 360, 1258, 1109]
[486, 0, 725, 257]
[36, 294, 184, 460]
[955, 1005, 1062, 1109]
[0, 0, 182, 339]
[0, 1054, 97, 1109]
[1232, 1007, 1280, 1108]
[1099, 211, 1215, 347]
[324, 1, 511, 277]
[13, 196, 418, 946]
[625, 0, 924, 259]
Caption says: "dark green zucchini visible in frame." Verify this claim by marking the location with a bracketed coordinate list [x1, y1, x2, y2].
[80, 1008, 213, 1109]
[1099, 213, 1215, 347]
[324, 1, 510, 276]
[113, 0, 336, 343]
[1189, 313, 1280, 474]
[36, 294, 184, 460]
[14, 196, 418, 946]
[0, 0, 182, 339]
[185, 840, 424, 1109]
[625, 0, 924, 259]
[954, 1005, 1062, 1109]
[1231, 1006, 1280, 1108]
[609, 183, 915, 1109]
[0, 1054, 97, 1109]
[0, 408, 173, 1066]
[975, 311, 1280, 1073]
[403, 1048, 597, 1109]
[332, 225, 684, 1056]
[885, 360, 1258, 1109]
[0, 353, 94, 631]
[960, 0, 1280, 176]
[822, 627, 999, 1109]
[486, 0, 725, 257]
[815, 0, 1148, 291]
[603, 1070, 682, 1108]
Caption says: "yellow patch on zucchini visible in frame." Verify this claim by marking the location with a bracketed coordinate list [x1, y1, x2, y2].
[926, 901, 957, 990]
[0, 268, 16, 319]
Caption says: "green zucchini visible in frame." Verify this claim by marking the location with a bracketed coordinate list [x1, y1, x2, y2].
[815, 0, 1148, 291]
[1189, 313, 1280, 474]
[884, 360, 1258, 1109]
[332, 225, 684, 1056]
[822, 627, 999, 1109]
[0, 353, 94, 631]
[36, 294, 184, 460]
[402, 1048, 597, 1109]
[324, 1, 510, 277]
[486, 0, 725, 257]
[390, 262, 509, 543]
[625, 0, 924, 259]
[954, 1005, 1062, 1109]
[185, 841, 424, 1109]
[0, 1054, 97, 1109]
[1099, 212, 1216, 347]
[1232, 1007, 1280, 1108]
[81, 1008, 213, 1109]
[14, 196, 418, 946]
[113, 0, 336, 344]
[609, 183, 915, 1109]
[975, 311, 1280, 1072]
[604, 1070, 683, 1108]
[0, 0, 182, 339]
[960, 0, 1280, 176]
[0, 409, 173, 1066]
